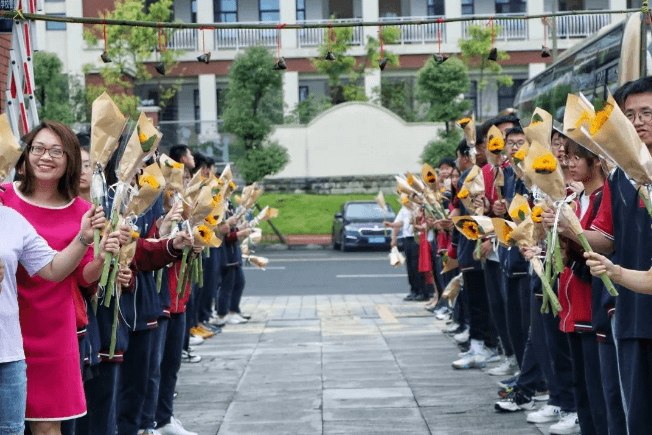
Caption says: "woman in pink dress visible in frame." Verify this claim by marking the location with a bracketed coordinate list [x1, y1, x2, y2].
[0, 121, 113, 435]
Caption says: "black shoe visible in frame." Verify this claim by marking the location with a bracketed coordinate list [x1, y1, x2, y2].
[404, 294, 416, 301]
[414, 294, 428, 302]
[494, 389, 535, 412]
[458, 341, 470, 353]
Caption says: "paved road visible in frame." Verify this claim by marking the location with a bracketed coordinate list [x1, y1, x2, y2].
[174, 293, 548, 435]
[243, 249, 408, 296]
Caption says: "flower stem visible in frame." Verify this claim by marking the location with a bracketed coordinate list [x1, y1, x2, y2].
[155, 269, 163, 293]
[175, 246, 191, 294]
[93, 197, 101, 258]
[109, 291, 119, 358]
[100, 210, 120, 289]
[577, 232, 618, 296]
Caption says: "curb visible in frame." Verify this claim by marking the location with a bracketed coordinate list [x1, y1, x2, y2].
[256, 243, 331, 252]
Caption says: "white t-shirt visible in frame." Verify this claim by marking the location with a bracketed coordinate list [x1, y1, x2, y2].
[394, 206, 414, 238]
[0, 206, 56, 363]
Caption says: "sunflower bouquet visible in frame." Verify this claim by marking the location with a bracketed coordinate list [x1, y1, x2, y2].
[421, 163, 438, 189]
[524, 108, 553, 150]
[389, 246, 405, 267]
[458, 114, 476, 147]
[89, 93, 127, 256]
[243, 254, 269, 270]
[452, 215, 494, 259]
[0, 113, 22, 183]
[458, 165, 485, 215]
[124, 163, 166, 219]
[565, 92, 652, 220]
[249, 205, 279, 228]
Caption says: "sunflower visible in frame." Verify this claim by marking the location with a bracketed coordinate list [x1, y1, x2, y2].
[503, 223, 514, 243]
[509, 204, 530, 221]
[197, 225, 212, 244]
[575, 111, 591, 129]
[228, 181, 237, 191]
[460, 220, 480, 240]
[139, 174, 160, 189]
[532, 153, 558, 174]
[590, 103, 613, 136]
[138, 132, 148, 143]
[212, 194, 221, 208]
[425, 172, 437, 184]
[204, 214, 218, 226]
[457, 188, 469, 199]
[131, 230, 140, 240]
[487, 136, 505, 154]
[531, 206, 544, 223]
[401, 196, 409, 206]
[513, 149, 526, 164]
[440, 186, 446, 194]
[458, 117, 472, 127]
[137, 126, 155, 152]
[464, 171, 477, 183]
[529, 121, 543, 127]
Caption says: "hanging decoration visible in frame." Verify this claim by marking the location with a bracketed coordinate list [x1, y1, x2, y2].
[197, 27, 211, 64]
[325, 23, 336, 61]
[433, 18, 447, 64]
[378, 24, 388, 71]
[155, 22, 166, 75]
[100, 15, 112, 63]
[487, 17, 497, 62]
[541, 17, 552, 58]
[273, 24, 287, 70]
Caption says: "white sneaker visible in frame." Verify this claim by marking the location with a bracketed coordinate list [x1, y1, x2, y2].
[452, 339, 486, 369]
[487, 356, 519, 376]
[483, 347, 501, 363]
[181, 350, 201, 364]
[527, 404, 561, 423]
[137, 430, 161, 435]
[549, 412, 580, 434]
[453, 328, 470, 343]
[443, 322, 461, 333]
[226, 313, 247, 324]
[158, 417, 197, 435]
[188, 335, 204, 346]
[210, 316, 226, 326]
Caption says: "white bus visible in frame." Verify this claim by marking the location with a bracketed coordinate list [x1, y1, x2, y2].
[514, 12, 652, 123]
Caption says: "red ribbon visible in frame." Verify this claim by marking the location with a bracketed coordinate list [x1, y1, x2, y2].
[487, 17, 495, 47]
[103, 14, 108, 51]
[378, 24, 384, 59]
[436, 18, 443, 55]
[328, 23, 336, 51]
[542, 16, 552, 46]
[276, 23, 286, 58]
[158, 21, 167, 52]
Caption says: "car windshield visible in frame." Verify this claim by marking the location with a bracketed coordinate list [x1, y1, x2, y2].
[345, 203, 395, 220]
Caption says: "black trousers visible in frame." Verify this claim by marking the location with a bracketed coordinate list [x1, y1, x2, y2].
[615, 335, 652, 434]
[156, 313, 186, 428]
[83, 363, 120, 435]
[598, 337, 627, 435]
[118, 328, 154, 435]
[464, 269, 497, 347]
[483, 261, 513, 356]
[503, 273, 529, 367]
[403, 237, 425, 296]
[567, 332, 608, 435]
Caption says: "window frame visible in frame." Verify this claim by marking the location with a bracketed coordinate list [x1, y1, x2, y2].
[498, 78, 526, 112]
[214, 0, 238, 23]
[259, 0, 280, 22]
[299, 86, 309, 102]
[495, 0, 526, 14]
[461, 0, 474, 15]
[427, 0, 445, 16]
[45, 13, 66, 30]
[296, 0, 306, 21]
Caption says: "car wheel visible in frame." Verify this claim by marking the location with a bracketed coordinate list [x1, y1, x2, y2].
[332, 229, 340, 250]
[340, 231, 349, 252]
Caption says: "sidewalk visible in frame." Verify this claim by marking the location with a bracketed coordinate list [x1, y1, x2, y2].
[174, 294, 547, 435]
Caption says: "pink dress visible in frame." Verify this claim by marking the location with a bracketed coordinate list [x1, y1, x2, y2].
[0, 182, 92, 420]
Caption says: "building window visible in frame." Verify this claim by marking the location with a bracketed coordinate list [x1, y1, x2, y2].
[214, 0, 237, 23]
[427, 0, 444, 16]
[498, 79, 526, 112]
[559, 0, 585, 11]
[495, 0, 526, 14]
[216, 88, 223, 117]
[259, 0, 279, 22]
[191, 0, 197, 23]
[46, 14, 66, 30]
[461, 0, 474, 15]
[297, 0, 306, 21]
[193, 89, 200, 121]
[299, 86, 309, 102]
[465, 81, 477, 117]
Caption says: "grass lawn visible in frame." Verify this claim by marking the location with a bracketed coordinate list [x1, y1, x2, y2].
[256, 193, 401, 235]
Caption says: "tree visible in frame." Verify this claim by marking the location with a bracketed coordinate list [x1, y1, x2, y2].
[83, 0, 180, 117]
[421, 128, 461, 167]
[312, 24, 400, 104]
[285, 95, 332, 124]
[417, 57, 471, 126]
[373, 77, 416, 122]
[33, 52, 87, 124]
[221, 46, 289, 183]
[459, 25, 513, 120]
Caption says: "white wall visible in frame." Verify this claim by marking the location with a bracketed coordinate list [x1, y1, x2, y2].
[268, 102, 444, 178]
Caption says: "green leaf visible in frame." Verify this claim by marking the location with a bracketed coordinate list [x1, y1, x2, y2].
[518, 210, 525, 221]
[593, 98, 608, 112]
[477, 224, 485, 234]
[531, 113, 544, 123]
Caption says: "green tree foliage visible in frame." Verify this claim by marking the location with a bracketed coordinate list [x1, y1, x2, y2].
[83, 0, 180, 117]
[236, 142, 290, 184]
[417, 57, 471, 123]
[312, 24, 400, 104]
[459, 25, 513, 119]
[375, 78, 416, 122]
[221, 46, 288, 182]
[421, 128, 461, 167]
[33, 52, 87, 124]
[285, 95, 332, 124]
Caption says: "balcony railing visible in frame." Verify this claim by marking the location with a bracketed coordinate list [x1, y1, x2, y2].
[297, 19, 363, 47]
[168, 29, 198, 50]
[553, 13, 611, 39]
[380, 16, 446, 45]
[462, 14, 528, 40]
[215, 23, 277, 50]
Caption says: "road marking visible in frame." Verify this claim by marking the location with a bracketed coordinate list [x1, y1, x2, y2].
[270, 257, 388, 263]
[336, 274, 407, 278]
[375, 305, 399, 323]
[243, 266, 287, 270]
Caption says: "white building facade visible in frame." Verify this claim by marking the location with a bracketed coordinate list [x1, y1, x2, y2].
[37, 0, 630, 147]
